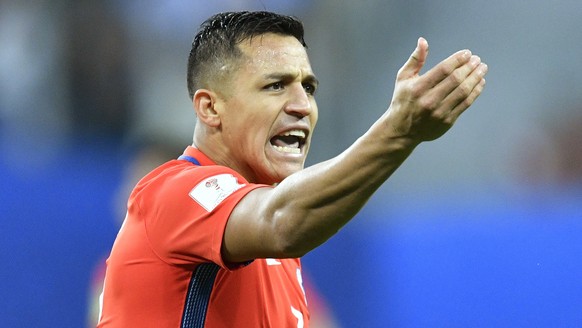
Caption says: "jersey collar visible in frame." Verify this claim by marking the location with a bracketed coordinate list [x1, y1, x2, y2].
[180, 146, 216, 166]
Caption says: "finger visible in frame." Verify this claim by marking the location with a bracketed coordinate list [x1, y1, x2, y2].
[396, 37, 429, 81]
[418, 49, 472, 90]
[449, 64, 488, 117]
[428, 55, 483, 111]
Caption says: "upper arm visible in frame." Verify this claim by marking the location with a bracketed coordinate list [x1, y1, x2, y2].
[221, 186, 286, 264]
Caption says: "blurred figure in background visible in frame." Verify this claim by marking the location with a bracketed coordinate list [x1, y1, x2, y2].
[0, 0, 69, 168]
[64, 1, 133, 139]
[514, 105, 582, 188]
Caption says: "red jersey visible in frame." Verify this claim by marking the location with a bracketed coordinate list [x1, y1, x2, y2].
[97, 147, 310, 328]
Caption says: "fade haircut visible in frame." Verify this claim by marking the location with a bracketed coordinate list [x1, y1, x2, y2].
[187, 11, 307, 99]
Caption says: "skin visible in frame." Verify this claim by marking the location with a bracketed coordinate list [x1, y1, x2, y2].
[193, 34, 488, 263]
[194, 34, 318, 185]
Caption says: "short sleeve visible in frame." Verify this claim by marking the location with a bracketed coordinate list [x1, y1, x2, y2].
[135, 164, 267, 270]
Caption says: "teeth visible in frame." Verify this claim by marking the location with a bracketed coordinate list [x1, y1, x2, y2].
[271, 129, 306, 154]
[281, 130, 306, 138]
[272, 145, 301, 154]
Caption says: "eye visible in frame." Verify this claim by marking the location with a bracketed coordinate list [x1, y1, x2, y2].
[302, 82, 316, 95]
[265, 82, 284, 91]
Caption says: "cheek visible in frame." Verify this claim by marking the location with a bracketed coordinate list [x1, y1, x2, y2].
[239, 122, 271, 154]
[309, 107, 319, 130]
[250, 115, 276, 143]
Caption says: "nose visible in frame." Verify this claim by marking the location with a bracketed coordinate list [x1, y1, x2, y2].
[284, 84, 314, 118]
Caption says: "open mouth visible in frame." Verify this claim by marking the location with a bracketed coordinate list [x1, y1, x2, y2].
[270, 129, 306, 154]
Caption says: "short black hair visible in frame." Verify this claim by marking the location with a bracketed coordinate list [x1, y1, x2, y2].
[187, 11, 307, 99]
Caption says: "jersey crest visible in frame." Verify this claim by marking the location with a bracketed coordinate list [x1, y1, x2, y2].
[189, 174, 245, 212]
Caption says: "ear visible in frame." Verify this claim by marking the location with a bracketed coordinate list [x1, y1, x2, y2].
[193, 89, 221, 128]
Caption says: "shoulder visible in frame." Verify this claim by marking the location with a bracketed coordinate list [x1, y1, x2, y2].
[134, 161, 245, 194]
[131, 160, 261, 211]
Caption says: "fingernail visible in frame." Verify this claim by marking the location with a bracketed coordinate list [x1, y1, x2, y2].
[463, 50, 472, 59]
[479, 63, 488, 75]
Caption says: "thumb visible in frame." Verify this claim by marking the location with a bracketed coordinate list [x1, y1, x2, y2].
[397, 37, 429, 81]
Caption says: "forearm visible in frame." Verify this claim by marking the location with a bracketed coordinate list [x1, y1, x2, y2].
[267, 118, 418, 256]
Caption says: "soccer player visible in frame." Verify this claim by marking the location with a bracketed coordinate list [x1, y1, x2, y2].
[97, 11, 487, 327]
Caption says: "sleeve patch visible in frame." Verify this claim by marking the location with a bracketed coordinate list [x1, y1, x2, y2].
[189, 174, 246, 212]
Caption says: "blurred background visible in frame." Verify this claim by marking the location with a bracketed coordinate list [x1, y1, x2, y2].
[1, 0, 581, 327]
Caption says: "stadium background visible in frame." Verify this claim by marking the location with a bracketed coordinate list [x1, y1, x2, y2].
[1, 1, 581, 327]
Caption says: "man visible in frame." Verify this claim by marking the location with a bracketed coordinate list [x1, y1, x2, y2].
[97, 11, 487, 328]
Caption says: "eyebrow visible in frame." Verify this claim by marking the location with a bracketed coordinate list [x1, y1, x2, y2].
[263, 72, 320, 87]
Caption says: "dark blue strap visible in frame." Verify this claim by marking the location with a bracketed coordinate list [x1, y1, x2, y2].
[181, 263, 220, 328]
[178, 155, 201, 166]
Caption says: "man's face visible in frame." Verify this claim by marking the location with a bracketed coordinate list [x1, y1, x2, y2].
[216, 33, 318, 185]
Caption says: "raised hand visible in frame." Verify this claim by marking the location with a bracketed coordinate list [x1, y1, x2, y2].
[386, 37, 488, 142]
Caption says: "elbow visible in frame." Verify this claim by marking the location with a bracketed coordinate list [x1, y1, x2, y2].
[273, 237, 310, 259]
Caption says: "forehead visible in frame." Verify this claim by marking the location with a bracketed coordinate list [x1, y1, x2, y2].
[237, 33, 313, 76]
